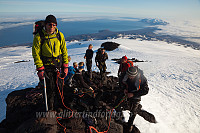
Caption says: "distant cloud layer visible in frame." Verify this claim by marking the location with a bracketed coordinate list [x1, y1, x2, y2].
[61, 16, 139, 22]
[0, 14, 200, 44]
[0, 22, 33, 30]
[155, 19, 200, 44]
[0, 15, 139, 30]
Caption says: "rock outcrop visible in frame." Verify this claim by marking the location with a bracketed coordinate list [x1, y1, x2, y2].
[0, 72, 125, 133]
[0, 59, 156, 133]
[101, 41, 120, 51]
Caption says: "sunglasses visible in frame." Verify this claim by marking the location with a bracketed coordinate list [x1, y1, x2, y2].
[47, 23, 57, 27]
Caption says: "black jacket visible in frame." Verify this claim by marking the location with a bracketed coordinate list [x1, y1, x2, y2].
[85, 49, 93, 60]
[122, 69, 149, 99]
[74, 70, 90, 89]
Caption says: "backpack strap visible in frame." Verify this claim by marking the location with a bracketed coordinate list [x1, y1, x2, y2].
[127, 60, 133, 67]
[56, 30, 61, 43]
[137, 73, 141, 91]
[38, 30, 45, 56]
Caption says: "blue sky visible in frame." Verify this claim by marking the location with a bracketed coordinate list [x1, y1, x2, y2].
[0, 0, 200, 19]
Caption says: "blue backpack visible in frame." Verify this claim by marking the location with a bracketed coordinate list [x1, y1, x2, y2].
[64, 66, 76, 82]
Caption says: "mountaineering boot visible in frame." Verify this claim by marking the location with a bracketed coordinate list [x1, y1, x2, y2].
[100, 71, 103, 80]
[89, 70, 92, 80]
[129, 125, 141, 133]
[126, 112, 136, 132]
[100, 70, 105, 80]
[103, 72, 106, 80]
[137, 109, 157, 123]
[123, 123, 140, 133]
[102, 72, 108, 85]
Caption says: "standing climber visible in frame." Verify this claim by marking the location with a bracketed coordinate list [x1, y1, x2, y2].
[84, 44, 94, 80]
[95, 48, 108, 79]
[32, 15, 68, 111]
[122, 66, 149, 132]
[118, 55, 133, 89]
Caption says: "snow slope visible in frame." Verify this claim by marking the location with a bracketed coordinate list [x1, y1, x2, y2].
[0, 39, 200, 133]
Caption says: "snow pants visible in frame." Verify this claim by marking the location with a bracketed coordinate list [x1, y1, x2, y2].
[97, 61, 107, 79]
[86, 59, 92, 79]
[127, 98, 141, 128]
[44, 66, 63, 111]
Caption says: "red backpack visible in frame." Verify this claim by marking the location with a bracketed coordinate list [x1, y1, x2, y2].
[120, 60, 134, 73]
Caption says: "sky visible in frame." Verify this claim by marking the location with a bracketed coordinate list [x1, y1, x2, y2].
[0, 0, 200, 20]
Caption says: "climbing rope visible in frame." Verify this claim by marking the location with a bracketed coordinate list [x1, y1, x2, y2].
[56, 70, 74, 133]
[74, 88, 95, 97]
[88, 95, 127, 133]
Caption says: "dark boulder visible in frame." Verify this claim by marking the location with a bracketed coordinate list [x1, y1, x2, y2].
[5, 88, 44, 132]
[101, 42, 120, 51]
[14, 117, 58, 133]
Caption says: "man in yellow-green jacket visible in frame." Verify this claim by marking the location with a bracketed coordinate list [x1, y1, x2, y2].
[32, 15, 68, 111]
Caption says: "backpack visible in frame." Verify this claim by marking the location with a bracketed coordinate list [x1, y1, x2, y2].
[64, 66, 76, 82]
[95, 48, 103, 62]
[120, 60, 133, 73]
[68, 66, 76, 76]
[96, 48, 103, 55]
[33, 20, 61, 47]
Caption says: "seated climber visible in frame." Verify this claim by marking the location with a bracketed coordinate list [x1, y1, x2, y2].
[74, 62, 94, 92]
[64, 62, 79, 87]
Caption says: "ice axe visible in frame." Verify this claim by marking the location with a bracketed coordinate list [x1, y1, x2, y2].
[43, 76, 48, 111]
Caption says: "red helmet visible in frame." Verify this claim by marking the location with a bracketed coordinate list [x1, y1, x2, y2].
[122, 55, 127, 60]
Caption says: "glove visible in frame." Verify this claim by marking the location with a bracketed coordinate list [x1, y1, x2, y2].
[63, 63, 68, 78]
[37, 66, 45, 80]
[124, 89, 128, 94]
[89, 87, 94, 91]
[127, 93, 134, 98]
[96, 62, 98, 67]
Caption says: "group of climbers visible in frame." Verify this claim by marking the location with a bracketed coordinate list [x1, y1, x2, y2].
[32, 14, 150, 133]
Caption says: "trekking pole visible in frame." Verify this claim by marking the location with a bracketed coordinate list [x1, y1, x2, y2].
[43, 76, 48, 112]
